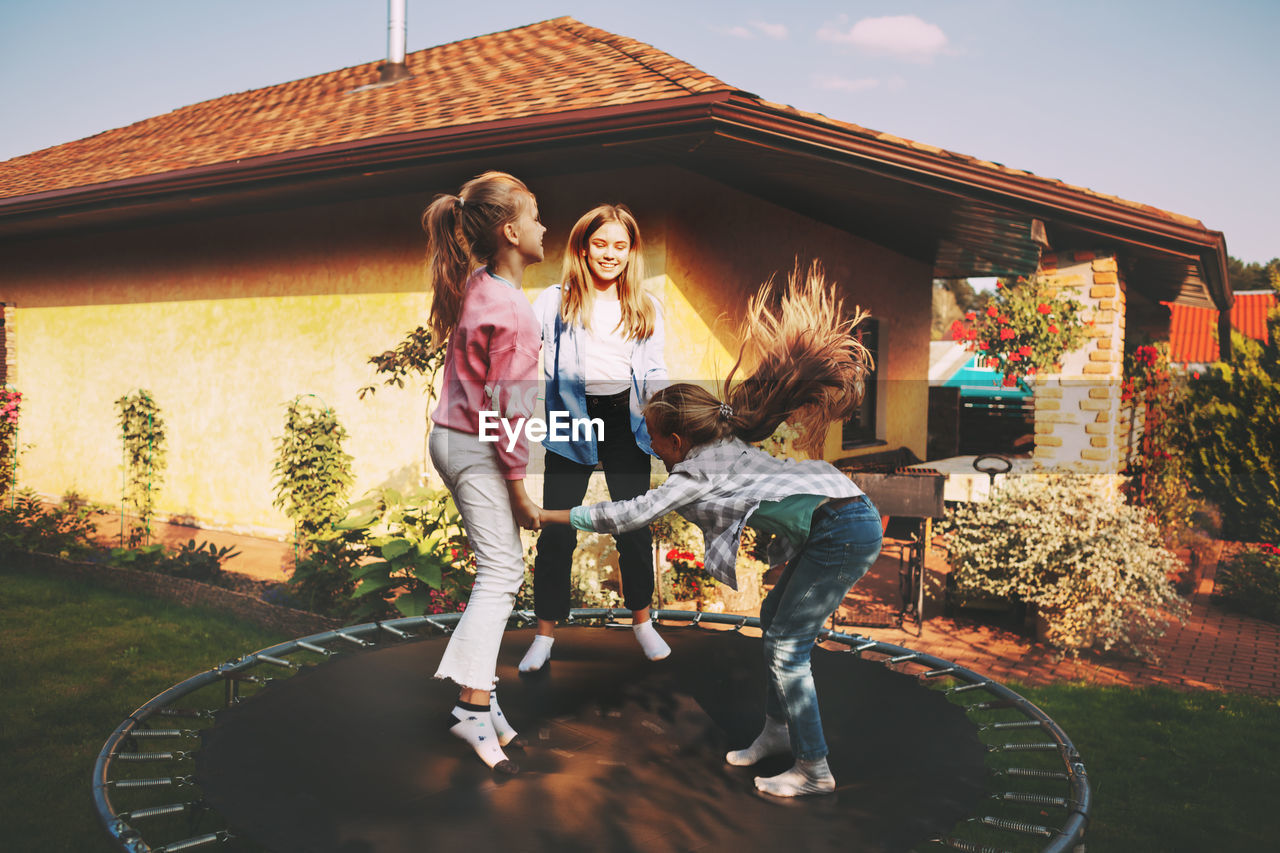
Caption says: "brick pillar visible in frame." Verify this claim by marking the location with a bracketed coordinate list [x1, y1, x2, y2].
[1031, 251, 1126, 476]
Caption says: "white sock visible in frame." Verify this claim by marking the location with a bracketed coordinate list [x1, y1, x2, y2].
[754, 757, 835, 797]
[726, 715, 790, 766]
[518, 634, 554, 673]
[488, 679, 520, 747]
[449, 702, 517, 774]
[633, 619, 671, 661]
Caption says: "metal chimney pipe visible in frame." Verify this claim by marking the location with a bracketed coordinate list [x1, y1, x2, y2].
[379, 0, 410, 82]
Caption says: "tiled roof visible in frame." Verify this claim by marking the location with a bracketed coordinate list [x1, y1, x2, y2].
[1168, 291, 1276, 363]
[0, 15, 1209, 237]
[0, 17, 731, 200]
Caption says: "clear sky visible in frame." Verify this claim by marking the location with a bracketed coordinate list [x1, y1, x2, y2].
[2, 1, 1276, 263]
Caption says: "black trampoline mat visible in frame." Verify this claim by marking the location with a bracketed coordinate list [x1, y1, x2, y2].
[195, 626, 986, 853]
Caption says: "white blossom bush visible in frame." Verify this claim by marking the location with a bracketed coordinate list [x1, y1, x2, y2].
[939, 473, 1187, 657]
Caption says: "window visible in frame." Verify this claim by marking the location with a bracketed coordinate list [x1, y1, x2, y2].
[842, 317, 879, 448]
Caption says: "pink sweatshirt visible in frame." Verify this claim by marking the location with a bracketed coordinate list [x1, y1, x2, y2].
[431, 268, 541, 479]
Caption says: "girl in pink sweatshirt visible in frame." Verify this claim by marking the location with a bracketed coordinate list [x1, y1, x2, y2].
[423, 171, 544, 774]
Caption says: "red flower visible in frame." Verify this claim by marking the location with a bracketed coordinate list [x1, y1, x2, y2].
[965, 312, 977, 322]
[995, 281, 1003, 289]
[986, 305, 999, 318]
[978, 341, 989, 350]
[998, 314, 1010, 325]
[1037, 303, 1052, 314]
[999, 328, 1016, 340]
[1048, 324, 1060, 334]
[1018, 345, 1033, 357]
[1002, 374, 1018, 387]
[949, 319, 967, 341]
[1008, 352, 1022, 362]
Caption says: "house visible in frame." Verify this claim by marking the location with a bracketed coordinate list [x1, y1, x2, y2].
[0, 17, 1233, 538]
[1167, 290, 1276, 370]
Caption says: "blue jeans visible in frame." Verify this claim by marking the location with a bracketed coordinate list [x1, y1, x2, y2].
[760, 495, 882, 761]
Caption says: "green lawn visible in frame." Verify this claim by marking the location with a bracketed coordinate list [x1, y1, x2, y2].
[4, 562, 1279, 852]
[1, 562, 287, 852]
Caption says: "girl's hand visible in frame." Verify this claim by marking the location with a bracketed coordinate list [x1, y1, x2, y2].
[505, 480, 541, 530]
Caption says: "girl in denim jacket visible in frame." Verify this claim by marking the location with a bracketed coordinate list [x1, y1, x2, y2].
[520, 205, 670, 672]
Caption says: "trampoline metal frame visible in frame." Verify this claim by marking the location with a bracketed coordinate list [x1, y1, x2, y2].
[94, 608, 1090, 853]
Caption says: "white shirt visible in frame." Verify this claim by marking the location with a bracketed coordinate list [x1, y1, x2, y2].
[584, 297, 632, 395]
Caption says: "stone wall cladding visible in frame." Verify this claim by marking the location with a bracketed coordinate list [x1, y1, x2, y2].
[1032, 251, 1127, 474]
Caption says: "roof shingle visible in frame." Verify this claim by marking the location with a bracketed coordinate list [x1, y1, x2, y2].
[1168, 291, 1276, 364]
[0, 17, 731, 199]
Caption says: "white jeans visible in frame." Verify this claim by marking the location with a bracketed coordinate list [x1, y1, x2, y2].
[428, 426, 527, 691]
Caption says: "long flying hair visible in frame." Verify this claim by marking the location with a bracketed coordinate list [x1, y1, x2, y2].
[644, 262, 873, 457]
[559, 204, 654, 340]
[422, 171, 532, 338]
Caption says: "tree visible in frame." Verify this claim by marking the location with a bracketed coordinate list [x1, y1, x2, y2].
[1227, 256, 1280, 293]
[1183, 309, 1280, 543]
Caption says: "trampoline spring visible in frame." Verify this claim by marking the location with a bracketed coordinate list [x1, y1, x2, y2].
[254, 654, 298, 669]
[853, 641, 879, 654]
[730, 616, 748, 632]
[993, 791, 1070, 808]
[120, 803, 192, 820]
[423, 618, 452, 634]
[887, 653, 918, 664]
[964, 700, 1017, 712]
[1002, 767, 1070, 781]
[946, 681, 991, 694]
[988, 742, 1059, 753]
[154, 830, 233, 851]
[334, 631, 371, 647]
[979, 816, 1054, 837]
[924, 667, 958, 678]
[130, 729, 196, 739]
[109, 776, 189, 790]
[936, 837, 1011, 853]
[114, 751, 184, 762]
[980, 720, 1045, 732]
[379, 623, 415, 639]
[296, 640, 333, 656]
[156, 707, 214, 719]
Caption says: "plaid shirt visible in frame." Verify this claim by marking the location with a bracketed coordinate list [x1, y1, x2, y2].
[580, 438, 863, 590]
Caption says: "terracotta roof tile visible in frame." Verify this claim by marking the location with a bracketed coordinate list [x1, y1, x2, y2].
[0, 15, 1216, 236]
[1168, 291, 1277, 363]
[0, 17, 731, 200]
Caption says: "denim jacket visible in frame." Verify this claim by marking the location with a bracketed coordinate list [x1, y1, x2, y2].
[533, 284, 668, 464]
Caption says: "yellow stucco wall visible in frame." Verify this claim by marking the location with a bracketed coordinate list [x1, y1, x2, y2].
[0, 165, 930, 535]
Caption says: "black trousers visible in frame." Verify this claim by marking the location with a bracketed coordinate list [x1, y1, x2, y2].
[534, 391, 654, 620]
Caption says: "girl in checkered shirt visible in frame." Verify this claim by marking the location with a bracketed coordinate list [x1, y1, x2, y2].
[540, 264, 883, 797]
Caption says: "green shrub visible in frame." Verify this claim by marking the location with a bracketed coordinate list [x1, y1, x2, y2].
[940, 473, 1187, 657]
[0, 490, 100, 558]
[272, 397, 354, 546]
[1212, 544, 1280, 624]
[1183, 311, 1280, 543]
[106, 538, 240, 584]
[116, 390, 166, 545]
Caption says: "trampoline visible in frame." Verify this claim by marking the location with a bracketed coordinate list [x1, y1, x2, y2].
[94, 610, 1090, 853]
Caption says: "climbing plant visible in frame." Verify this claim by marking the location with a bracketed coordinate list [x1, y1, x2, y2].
[357, 326, 447, 401]
[272, 396, 354, 549]
[116, 390, 166, 545]
[0, 386, 20, 501]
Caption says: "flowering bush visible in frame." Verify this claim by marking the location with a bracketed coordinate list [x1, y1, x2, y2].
[1212, 544, 1280, 624]
[664, 547, 716, 603]
[949, 277, 1086, 386]
[0, 387, 19, 495]
[940, 473, 1187, 657]
[1120, 343, 1197, 540]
